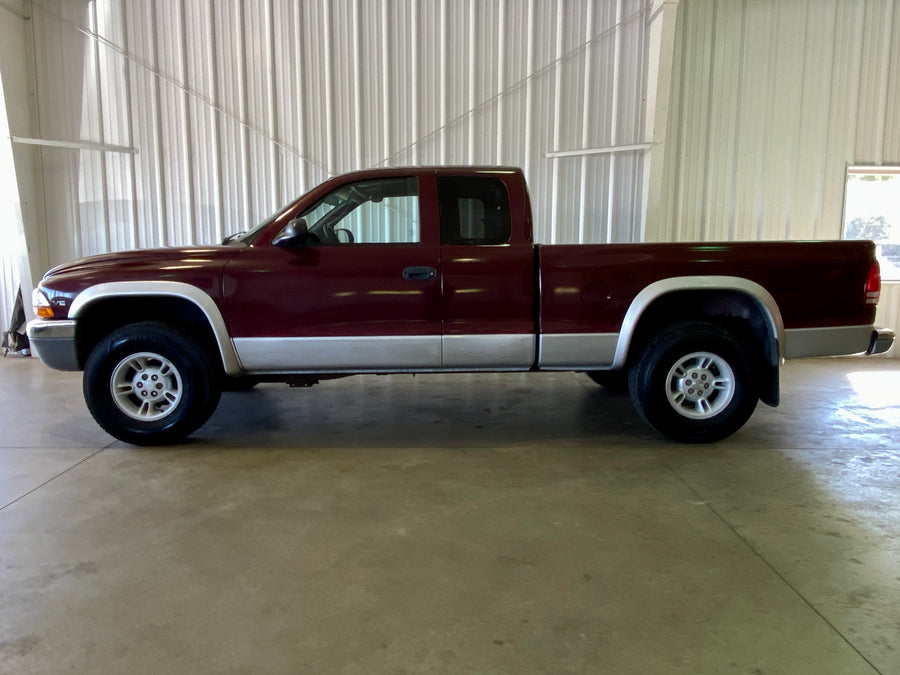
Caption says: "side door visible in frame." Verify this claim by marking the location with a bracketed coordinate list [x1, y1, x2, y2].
[223, 175, 443, 372]
[438, 175, 536, 369]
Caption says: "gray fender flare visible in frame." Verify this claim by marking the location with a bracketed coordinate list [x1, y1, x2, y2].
[69, 281, 243, 375]
[612, 276, 786, 369]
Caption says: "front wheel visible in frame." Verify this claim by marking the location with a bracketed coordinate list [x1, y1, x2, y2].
[83, 322, 221, 445]
[628, 322, 758, 443]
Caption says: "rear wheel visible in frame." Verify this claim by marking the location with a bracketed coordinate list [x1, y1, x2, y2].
[628, 321, 758, 443]
[83, 322, 221, 445]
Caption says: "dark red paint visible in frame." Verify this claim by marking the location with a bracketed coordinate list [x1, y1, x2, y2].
[37, 167, 878, 343]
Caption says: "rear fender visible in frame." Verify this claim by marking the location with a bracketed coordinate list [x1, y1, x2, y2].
[615, 276, 785, 407]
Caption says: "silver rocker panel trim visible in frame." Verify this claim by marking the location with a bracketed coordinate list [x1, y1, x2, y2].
[538, 333, 618, 370]
[442, 334, 535, 369]
[234, 335, 442, 372]
[236, 334, 537, 373]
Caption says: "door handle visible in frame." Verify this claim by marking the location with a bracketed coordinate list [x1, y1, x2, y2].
[402, 266, 437, 281]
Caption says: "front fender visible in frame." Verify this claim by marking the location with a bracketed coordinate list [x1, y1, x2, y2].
[69, 281, 242, 375]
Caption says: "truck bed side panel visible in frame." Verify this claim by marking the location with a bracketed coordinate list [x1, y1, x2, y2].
[538, 240, 877, 365]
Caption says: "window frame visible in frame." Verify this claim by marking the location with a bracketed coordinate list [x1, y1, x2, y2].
[842, 165, 900, 282]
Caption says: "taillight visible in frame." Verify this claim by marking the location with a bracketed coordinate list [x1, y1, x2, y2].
[865, 260, 881, 305]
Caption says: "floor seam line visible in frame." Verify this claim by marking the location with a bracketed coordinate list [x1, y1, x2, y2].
[0, 445, 112, 512]
[664, 463, 883, 675]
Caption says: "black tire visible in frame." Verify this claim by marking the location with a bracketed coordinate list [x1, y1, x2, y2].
[585, 370, 628, 394]
[83, 322, 221, 445]
[628, 321, 758, 443]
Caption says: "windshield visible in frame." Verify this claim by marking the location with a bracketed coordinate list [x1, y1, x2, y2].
[296, 177, 419, 245]
[234, 176, 420, 247]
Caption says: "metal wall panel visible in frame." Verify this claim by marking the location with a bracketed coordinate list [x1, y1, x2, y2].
[25, 0, 652, 277]
[661, 0, 900, 356]
[661, 0, 900, 242]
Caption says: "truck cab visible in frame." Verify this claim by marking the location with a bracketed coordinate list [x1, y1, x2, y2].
[223, 167, 538, 373]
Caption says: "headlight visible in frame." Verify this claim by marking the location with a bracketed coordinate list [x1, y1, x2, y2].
[32, 288, 54, 318]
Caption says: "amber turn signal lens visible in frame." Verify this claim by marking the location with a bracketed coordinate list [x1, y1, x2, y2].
[35, 305, 55, 318]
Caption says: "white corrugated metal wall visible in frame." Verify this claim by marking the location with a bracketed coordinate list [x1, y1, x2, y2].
[26, 0, 651, 273]
[658, 0, 900, 356]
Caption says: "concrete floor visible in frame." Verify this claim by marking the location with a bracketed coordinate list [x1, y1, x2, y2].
[0, 355, 898, 674]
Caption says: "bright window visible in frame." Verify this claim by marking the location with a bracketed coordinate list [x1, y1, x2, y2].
[843, 166, 900, 281]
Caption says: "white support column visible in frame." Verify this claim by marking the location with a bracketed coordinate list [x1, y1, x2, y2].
[0, 63, 36, 331]
[641, 0, 679, 242]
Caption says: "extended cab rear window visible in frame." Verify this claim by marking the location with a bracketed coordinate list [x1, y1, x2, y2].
[438, 176, 511, 245]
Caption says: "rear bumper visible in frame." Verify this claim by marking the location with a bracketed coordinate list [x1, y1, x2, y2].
[26, 319, 80, 371]
[867, 327, 895, 356]
[784, 324, 896, 359]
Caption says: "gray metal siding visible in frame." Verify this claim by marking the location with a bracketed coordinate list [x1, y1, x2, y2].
[26, 0, 651, 275]
[661, 0, 900, 241]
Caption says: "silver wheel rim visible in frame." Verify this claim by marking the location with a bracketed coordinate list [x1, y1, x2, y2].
[665, 351, 735, 419]
[110, 352, 183, 422]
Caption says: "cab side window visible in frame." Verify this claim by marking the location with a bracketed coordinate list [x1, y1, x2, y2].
[438, 176, 511, 245]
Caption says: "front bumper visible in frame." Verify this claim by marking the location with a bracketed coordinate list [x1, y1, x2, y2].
[867, 327, 895, 356]
[26, 319, 80, 371]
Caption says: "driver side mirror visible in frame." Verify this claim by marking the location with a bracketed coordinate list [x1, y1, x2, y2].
[273, 217, 314, 247]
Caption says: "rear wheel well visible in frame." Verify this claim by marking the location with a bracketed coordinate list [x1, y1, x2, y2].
[74, 297, 222, 372]
[625, 290, 779, 406]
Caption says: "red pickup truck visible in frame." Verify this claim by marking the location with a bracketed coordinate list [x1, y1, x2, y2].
[27, 167, 893, 445]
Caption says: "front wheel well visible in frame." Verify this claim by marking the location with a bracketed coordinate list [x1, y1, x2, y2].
[624, 290, 780, 406]
[74, 296, 223, 372]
